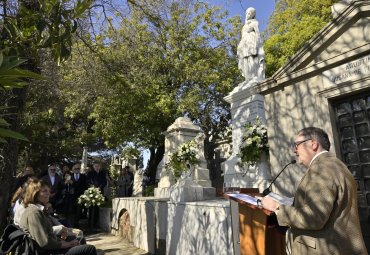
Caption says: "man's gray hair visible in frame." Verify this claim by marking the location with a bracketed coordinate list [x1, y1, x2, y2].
[298, 127, 331, 151]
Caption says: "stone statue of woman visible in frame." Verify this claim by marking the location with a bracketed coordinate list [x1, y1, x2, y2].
[237, 7, 265, 84]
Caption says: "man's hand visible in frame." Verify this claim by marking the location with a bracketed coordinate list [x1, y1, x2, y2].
[261, 197, 280, 212]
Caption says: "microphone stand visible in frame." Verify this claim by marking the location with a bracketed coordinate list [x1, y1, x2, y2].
[262, 160, 296, 196]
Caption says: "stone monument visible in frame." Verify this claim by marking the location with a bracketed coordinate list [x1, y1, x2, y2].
[236, 7, 265, 91]
[222, 7, 270, 192]
[155, 117, 215, 200]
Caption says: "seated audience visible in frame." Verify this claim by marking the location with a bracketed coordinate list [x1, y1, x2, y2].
[18, 179, 96, 255]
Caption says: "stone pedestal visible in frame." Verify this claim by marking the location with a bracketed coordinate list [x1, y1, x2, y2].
[166, 199, 233, 255]
[132, 171, 143, 197]
[155, 186, 171, 198]
[155, 117, 215, 199]
[169, 176, 204, 202]
[99, 207, 112, 232]
[222, 84, 270, 192]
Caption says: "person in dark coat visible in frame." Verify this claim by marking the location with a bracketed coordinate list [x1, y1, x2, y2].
[86, 161, 107, 228]
[41, 163, 63, 211]
[12, 165, 35, 195]
[86, 162, 107, 193]
[71, 163, 87, 227]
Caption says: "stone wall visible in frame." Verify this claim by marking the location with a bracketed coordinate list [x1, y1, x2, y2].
[112, 197, 234, 255]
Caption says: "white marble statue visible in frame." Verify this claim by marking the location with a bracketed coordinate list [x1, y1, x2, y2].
[237, 7, 265, 84]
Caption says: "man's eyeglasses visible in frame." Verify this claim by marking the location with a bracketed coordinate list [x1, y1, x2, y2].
[292, 139, 312, 149]
[49, 168, 56, 171]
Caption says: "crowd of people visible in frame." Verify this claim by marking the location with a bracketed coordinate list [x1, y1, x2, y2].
[7, 160, 135, 255]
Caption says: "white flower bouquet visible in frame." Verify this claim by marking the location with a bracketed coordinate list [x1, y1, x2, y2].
[239, 116, 269, 166]
[77, 186, 105, 207]
[167, 139, 200, 179]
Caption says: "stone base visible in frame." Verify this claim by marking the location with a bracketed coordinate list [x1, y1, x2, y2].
[202, 187, 216, 200]
[99, 207, 112, 232]
[166, 199, 233, 255]
[169, 178, 204, 202]
[154, 187, 171, 198]
[230, 79, 259, 94]
[194, 179, 212, 187]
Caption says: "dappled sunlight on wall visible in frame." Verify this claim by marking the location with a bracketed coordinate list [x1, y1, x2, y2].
[167, 201, 233, 255]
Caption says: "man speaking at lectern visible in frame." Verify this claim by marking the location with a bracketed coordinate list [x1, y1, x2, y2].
[261, 127, 367, 255]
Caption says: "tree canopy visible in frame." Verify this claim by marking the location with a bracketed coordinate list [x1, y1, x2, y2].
[264, 0, 339, 77]
[59, 0, 242, 175]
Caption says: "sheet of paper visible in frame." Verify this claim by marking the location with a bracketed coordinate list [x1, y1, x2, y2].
[267, 192, 294, 206]
[227, 193, 259, 206]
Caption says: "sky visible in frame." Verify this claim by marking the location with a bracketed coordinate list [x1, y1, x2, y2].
[212, 0, 275, 31]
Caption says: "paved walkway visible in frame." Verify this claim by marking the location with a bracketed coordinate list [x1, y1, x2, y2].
[86, 233, 149, 255]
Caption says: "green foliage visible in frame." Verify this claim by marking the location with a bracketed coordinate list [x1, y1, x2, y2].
[0, 53, 44, 89]
[143, 184, 155, 197]
[0, 51, 43, 143]
[65, 0, 241, 152]
[0, 0, 92, 157]
[54, 0, 242, 179]
[109, 165, 120, 182]
[121, 146, 140, 160]
[18, 49, 99, 164]
[0, 0, 92, 64]
[239, 117, 269, 167]
[264, 0, 339, 76]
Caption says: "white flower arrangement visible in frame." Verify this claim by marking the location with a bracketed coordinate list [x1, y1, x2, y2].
[77, 186, 105, 207]
[239, 116, 269, 166]
[167, 139, 200, 179]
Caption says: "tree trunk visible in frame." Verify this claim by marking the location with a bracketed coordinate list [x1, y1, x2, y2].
[204, 136, 224, 189]
[147, 145, 165, 182]
[0, 87, 28, 232]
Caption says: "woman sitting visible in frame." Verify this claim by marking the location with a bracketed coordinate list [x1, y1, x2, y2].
[19, 179, 96, 255]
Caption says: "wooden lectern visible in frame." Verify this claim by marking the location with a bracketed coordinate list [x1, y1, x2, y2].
[225, 189, 286, 255]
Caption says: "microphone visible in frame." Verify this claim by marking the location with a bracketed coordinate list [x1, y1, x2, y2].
[262, 160, 296, 196]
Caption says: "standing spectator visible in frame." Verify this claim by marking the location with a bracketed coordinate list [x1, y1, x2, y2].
[126, 166, 134, 197]
[86, 161, 107, 193]
[12, 165, 35, 195]
[41, 163, 63, 211]
[86, 161, 107, 228]
[60, 171, 74, 222]
[117, 167, 131, 197]
[71, 164, 87, 228]
[62, 165, 71, 175]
